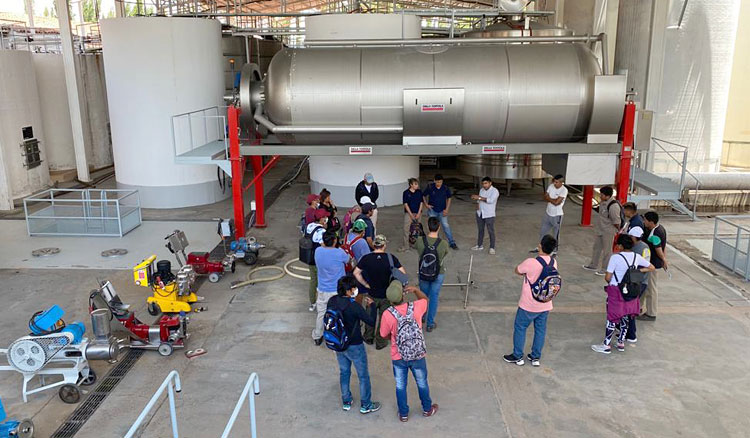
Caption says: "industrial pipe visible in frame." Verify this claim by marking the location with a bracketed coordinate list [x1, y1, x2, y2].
[660, 172, 750, 190]
[254, 106, 403, 134]
[303, 34, 603, 48]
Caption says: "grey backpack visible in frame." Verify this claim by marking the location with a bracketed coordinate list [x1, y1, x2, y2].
[388, 303, 427, 361]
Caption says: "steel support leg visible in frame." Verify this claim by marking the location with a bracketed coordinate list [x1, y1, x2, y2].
[617, 101, 636, 203]
[228, 106, 246, 239]
[581, 185, 594, 227]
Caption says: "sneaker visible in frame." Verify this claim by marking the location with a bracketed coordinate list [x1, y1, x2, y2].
[529, 248, 539, 253]
[591, 344, 611, 354]
[616, 342, 625, 352]
[626, 338, 638, 343]
[308, 304, 315, 312]
[426, 323, 436, 332]
[595, 270, 607, 276]
[526, 354, 540, 367]
[360, 401, 381, 414]
[471, 245, 484, 251]
[636, 314, 656, 321]
[342, 401, 352, 411]
[450, 243, 459, 250]
[363, 338, 374, 345]
[502, 354, 524, 365]
[423, 404, 439, 417]
[399, 414, 409, 422]
[314, 337, 323, 346]
[582, 265, 597, 271]
[489, 248, 496, 255]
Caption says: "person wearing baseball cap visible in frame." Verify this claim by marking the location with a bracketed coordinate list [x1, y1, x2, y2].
[380, 280, 439, 421]
[344, 219, 371, 263]
[303, 208, 330, 312]
[624, 226, 650, 343]
[353, 233, 407, 350]
[355, 173, 380, 228]
[355, 203, 376, 249]
[304, 194, 320, 226]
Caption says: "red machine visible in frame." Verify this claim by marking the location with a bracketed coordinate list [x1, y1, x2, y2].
[89, 281, 188, 357]
[166, 229, 236, 283]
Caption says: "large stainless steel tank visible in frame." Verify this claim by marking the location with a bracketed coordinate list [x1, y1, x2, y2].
[250, 42, 602, 145]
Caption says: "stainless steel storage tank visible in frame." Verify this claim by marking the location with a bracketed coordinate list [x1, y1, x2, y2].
[251, 42, 602, 145]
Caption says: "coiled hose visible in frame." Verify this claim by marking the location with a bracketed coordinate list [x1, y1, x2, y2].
[284, 258, 311, 280]
[230, 265, 286, 290]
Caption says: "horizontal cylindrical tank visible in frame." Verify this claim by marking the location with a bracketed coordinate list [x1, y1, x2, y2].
[101, 17, 228, 208]
[0, 50, 50, 210]
[261, 43, 601, 145]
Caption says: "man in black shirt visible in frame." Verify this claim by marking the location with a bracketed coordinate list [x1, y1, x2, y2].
[327, 275, 381, 414]
[640, 211, 668, 321]
[353, 234, 407, 350]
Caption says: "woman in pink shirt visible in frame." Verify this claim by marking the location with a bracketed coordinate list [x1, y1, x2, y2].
[503, 235, 558, 367]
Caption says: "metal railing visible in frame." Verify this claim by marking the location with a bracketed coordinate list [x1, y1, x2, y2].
[712, 215, 750, 281]
[220, 373, 261, 438]
[630, 138, 702, 219]
[125, 371, 261, 438]
[23, 189, 141, 237]
[171, 106, 228, 160]
[124, 370, 182, 438]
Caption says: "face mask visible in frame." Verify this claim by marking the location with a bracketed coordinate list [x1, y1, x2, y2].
[350, 288, 359, 298]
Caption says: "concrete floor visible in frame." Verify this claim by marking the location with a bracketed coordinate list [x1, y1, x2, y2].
[1, 159, 750, 438]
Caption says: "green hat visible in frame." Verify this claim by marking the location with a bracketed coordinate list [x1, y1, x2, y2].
[386, 280, 404, 305]
[352, 219, 367, 232]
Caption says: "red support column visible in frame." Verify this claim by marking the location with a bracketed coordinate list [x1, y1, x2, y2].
[228, 105, 246, 239]
[581, 185, 594, 226]
[617, 101, 637, 203]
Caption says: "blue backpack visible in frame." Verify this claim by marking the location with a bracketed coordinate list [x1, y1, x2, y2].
[323, 304, 353, 352]
[526, 256, 562, 303]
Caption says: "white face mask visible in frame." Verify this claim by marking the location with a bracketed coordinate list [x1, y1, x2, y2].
[350, 288, 359, 298]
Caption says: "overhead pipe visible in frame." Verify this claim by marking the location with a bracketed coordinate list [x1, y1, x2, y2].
[253, 105, 403, 134]
[303, 34, 604, 48]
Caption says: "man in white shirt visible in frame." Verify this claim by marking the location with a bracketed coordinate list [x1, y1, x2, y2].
[532, 174, 567, 253]
[471, 176, 500, 255]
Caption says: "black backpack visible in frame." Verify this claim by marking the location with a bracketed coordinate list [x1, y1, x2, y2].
[607, 199, 627, 229]
[418, 236, 441, 281]
[614, 253, 645, 301]
[299, 225, 323, 265]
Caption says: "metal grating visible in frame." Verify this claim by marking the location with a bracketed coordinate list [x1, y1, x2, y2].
[51, 349, 145, 438]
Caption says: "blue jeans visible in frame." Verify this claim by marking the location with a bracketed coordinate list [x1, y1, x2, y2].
[392, 358, 432, 416]
[336, 343, 372, 407]
[419, 274, 445, 326]
[512, 307, 549, 359]
[427, 209, 455, 245]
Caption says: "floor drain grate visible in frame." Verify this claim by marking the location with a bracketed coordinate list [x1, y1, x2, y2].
[51, 349, 145, 438]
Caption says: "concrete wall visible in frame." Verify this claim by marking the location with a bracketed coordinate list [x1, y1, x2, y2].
[721, 1, 750, 168]
[79, 54, 113, 170]
[0, 51, 50, 210]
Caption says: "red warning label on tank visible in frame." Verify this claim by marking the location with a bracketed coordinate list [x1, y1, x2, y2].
[482, 145, 507, 154]
[421, 104, 445, 112]
[349, 146, 373, 155]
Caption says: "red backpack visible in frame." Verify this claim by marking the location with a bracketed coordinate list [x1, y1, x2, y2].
[341, 233, 363, 272]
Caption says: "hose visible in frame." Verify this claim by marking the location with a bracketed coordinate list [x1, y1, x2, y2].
[284, 257, 311, 280]
[230, 265, 286, 289]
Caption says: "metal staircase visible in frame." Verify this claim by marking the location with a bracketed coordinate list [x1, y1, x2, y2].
[629, 138, 701, 220]
[171, 106, 232, 174]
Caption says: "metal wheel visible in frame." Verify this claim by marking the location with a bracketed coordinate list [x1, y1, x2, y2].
[208, 272, 220, 283]
[17, 419, 34, 438]
[243, 252, 258, 265]
[147, 302, 160, 316]
[59, 384, 81, 404]
[230, 261, 236, 273]
[80, 369, 97, 386]
[158, 343, 174, 357]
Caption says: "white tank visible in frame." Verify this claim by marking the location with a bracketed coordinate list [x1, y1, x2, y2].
[100, 17, 227, 208]
[0, 50, 50, 210]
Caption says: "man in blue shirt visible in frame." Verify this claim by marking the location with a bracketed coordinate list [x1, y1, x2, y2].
[401, 177, 424, 252]
[356, 203, 376, 249]
[423, 174, 457, 249]
[313, 231, 351, 345]
[622, 202, 645, 232]
[345, 219, 371, 262]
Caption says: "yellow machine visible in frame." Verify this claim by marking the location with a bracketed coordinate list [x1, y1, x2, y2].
[133, 255, 199, 315]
